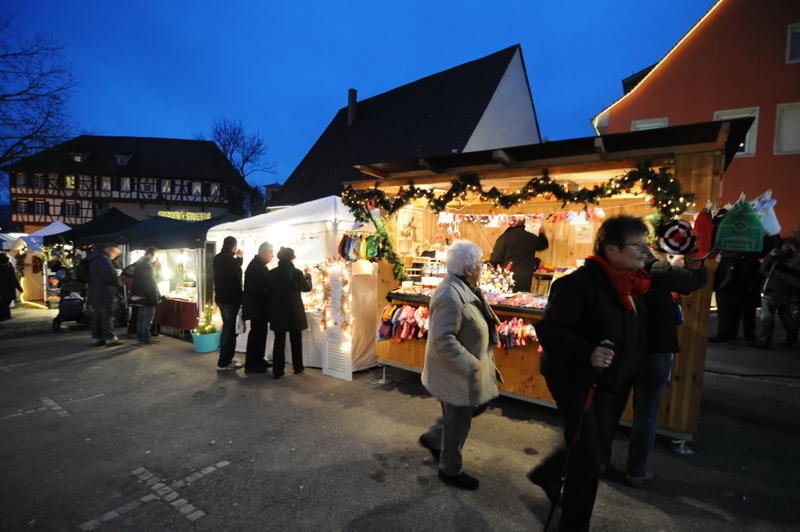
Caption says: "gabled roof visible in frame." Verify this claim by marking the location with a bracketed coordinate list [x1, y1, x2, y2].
[592, 0, 726, 131]
[273, 45, 525, 206]
[2, 135, 246, 186]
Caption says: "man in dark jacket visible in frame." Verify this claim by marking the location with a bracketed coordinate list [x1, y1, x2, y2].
[214, 236, 244, 371]
[490, 221, 548, 292]
[88, 244, 125, 347]
[242, 241, 273, 374]
[0, 253, 23, 322]
[756, 242, 800, 348]
[528, 215, 650, 532]
[625, 252, 706, 487]
[131, 247, 161, 346]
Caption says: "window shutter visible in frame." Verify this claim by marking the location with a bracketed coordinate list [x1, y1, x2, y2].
[202, 182, 211, 197]
[9, 174, 16, 187]
[112, 177, 120, 191]
[27, 200, 35, 212]
[11, 200, 17, 213]
[44, 202, 50, 215]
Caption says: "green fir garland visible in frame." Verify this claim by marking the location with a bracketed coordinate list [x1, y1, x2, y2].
[343, 163, 694, 279]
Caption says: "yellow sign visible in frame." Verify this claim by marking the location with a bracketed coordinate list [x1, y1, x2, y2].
[157, 211, 212, 221]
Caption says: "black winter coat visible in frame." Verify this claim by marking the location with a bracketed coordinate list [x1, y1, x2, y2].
[87, 251, 120, 308]
[266, 260, 312, 332]
[242, 255, 270, 322]
[131, 256, 160, 307]
[213, 250, 243, 305]
[0, 262, 22, 302]
[644, 259, 706, 354]
[536, 259, 647, 394]
[490, 226, 548, 292]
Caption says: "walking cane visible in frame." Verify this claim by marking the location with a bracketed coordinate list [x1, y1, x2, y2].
[543, 341, 613, 532]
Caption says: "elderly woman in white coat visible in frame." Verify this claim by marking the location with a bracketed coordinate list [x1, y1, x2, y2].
[419, 240, 501, 490]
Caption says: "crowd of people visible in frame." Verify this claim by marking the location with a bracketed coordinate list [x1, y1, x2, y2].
[416, 215, 798, 531]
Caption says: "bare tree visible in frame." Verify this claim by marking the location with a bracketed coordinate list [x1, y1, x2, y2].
[0, 17, 76, 167]
[204, 118, 275, 214]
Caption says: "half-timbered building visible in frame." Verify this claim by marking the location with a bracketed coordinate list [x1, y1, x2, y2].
[3, 135, 249, 232]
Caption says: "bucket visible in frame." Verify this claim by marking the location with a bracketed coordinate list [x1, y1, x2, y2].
[191, 331, 220, 353]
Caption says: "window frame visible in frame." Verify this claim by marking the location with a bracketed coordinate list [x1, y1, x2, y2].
[34, 200, 47, 215]
[120, 177, 131, 192]
[787, 23, 800, 64]
[774, 102, 800, 155]
[192, 181, 202, 196]
[713, 107, 759, 157]
[630, 117, 669, 131]
[161, 179, 171, 194]
[64, 202, 78, 217]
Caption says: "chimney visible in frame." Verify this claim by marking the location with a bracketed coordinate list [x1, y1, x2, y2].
[347, 88, 357, 126]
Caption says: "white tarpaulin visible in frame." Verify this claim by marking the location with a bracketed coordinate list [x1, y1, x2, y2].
[21, 221, 71, 251]
[207, 196, 377, 375]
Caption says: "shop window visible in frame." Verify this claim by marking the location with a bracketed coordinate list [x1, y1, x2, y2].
[774, 102, 800, 155]
[714, 107, 758, 156]
[787, 23, 800, 64]
[65, 175, 76, 190]
[631, 118, 668, 131]
[161, 179, 171, 194]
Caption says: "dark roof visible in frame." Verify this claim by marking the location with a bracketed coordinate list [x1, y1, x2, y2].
[273, 45, 521, 205]
[356, 117, 754, 177]
[2, 135, 246, 186]
[622, 64, 656, 94]
[43, 207, 138, 245]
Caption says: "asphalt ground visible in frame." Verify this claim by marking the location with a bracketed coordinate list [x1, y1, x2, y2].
[0, 315, 799, 531]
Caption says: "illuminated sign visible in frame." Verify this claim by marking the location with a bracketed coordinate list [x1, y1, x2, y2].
[157, 211, 212, 221]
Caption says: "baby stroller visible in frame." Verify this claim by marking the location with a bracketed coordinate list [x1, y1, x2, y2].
[52, 279, 88, 332]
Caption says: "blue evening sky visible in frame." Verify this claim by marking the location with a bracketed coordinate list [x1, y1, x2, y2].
[5, 0, 716, 187]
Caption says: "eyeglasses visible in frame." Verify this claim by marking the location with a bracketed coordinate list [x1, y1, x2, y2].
[624, 243, 651, 253]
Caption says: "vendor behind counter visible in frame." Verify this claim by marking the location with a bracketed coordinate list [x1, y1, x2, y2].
[489, 221, 548, 292]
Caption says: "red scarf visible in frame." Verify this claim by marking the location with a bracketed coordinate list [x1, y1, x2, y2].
[587, 255, 651, 312]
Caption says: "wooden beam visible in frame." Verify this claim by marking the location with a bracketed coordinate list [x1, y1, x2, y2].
[355, 165, 388, 179]
[492, 149, 516, 167]
[418, 158, 446, 174]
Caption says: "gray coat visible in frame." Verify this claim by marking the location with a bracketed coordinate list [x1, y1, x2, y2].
[421, 274, 500, 407]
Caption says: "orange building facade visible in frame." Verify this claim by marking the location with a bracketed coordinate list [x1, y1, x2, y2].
[594, 0, 800, 234]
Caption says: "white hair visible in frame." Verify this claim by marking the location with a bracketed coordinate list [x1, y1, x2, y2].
[258, 241, 273, 254]
[446, 240, 483, 275]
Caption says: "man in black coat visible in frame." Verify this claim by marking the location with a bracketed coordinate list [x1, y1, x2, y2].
[130, 247, 161, 346]
[213, 236, 244, 371]
[242, 241, 273, 374]
[490, 221, 548, 292]
[528, 215, 650, 532]
[0, 253, 23, 322]
[625, 252, 706, 487]
[88, 243, 125, 347]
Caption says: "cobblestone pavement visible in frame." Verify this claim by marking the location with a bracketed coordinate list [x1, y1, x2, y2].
[0, 326, 798, 531]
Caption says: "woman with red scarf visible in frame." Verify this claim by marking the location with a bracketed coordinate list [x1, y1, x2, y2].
[527, 215, 651, 531]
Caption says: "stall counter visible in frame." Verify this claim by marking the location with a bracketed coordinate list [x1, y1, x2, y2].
[154, 297, 198, 331]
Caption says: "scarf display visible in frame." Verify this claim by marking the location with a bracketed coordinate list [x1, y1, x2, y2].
[457, 275, 500, 346]
[587, 255, 651, 312]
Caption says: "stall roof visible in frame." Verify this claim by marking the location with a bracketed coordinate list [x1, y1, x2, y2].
[43, 207, 138, 246]
[21, 221, 72, 251]
[350, 117, 753, 184]
[82, 214, 239, 249]
[208, 196, 354, 235]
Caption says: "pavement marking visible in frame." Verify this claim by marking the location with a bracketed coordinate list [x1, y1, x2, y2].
[40, 397, 71, 417]
[76, 460, 231, 529]
[67, 393, 106, 404]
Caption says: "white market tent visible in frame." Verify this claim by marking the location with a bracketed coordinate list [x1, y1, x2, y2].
[206, 196, 377, 377]
[21, 221, 71, 251]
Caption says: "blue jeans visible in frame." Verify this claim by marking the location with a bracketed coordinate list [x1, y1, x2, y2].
[627, 352, 673, 477]
[217, 303, 240, 367]
[90, 304, 116, 342]
[136, 305, 156, 344]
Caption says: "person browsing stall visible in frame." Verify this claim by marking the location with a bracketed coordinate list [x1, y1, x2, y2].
[88, 243, 125, 347]
[242, 241, 274, 374]
[489, 219, 549, 292]
[418, 240, 502, 491]
[266, 247, 312, 379]
[130, 247, 161, 346]
[213, 236, 245, 371]
[0, 253, 23, 322]
[529, 215, 650, 531]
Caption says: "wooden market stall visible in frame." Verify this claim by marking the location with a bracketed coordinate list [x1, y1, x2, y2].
[346, 118, 753, 440]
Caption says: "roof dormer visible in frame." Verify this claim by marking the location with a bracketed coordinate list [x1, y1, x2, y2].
[115, 153, 132, 166]
[70, 152, 88, 163]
